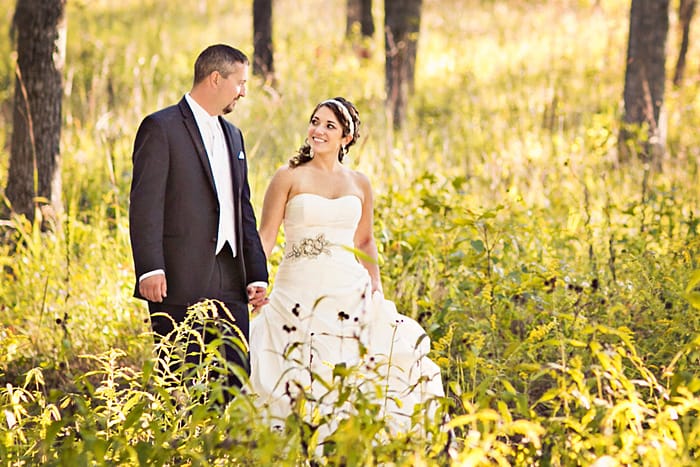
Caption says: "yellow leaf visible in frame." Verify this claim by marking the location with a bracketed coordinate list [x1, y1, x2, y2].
[536, 387, 560, 404]
[686, 269, 700, 293]
[686, 291, 700, 310]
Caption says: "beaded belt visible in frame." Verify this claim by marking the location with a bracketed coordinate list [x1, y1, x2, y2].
[285, 233, 332, 259]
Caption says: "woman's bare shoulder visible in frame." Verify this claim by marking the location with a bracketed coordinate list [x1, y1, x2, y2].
[271, 164, 299, 180]
[348, 169, 371, 188]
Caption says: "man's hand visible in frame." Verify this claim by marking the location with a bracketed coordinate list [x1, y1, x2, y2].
[139, 274, 167, 303]
[247, 284, 269, 312]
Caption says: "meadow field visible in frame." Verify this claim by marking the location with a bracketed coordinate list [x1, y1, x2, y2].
[1, 0, 700, 464]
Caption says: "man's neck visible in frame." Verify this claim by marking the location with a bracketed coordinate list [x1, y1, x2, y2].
[189, 89, 217, 116]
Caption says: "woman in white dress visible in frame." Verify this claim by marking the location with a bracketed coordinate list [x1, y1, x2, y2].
[249, 97, 445, 435]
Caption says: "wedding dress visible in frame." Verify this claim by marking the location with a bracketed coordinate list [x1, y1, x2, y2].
[249, 193, 445, 433]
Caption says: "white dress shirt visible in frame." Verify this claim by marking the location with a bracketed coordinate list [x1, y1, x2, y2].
[185, 93, 236, 256]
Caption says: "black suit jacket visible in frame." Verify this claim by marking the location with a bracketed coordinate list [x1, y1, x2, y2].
[129, 97, 268, 306]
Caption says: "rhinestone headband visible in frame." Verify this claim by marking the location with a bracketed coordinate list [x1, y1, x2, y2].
[321, 99, 355, 138]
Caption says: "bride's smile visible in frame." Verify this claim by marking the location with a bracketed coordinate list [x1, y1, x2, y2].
[307, 106, 350, 158]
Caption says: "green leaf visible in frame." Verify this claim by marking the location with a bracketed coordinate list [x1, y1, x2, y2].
[340, 245, 376, 264]
[470, 239, 485, 253]
[686, 291, 700, 310]
[497, 400, 513, 423]
[500, 379, 516, 395]
[686, 269, 700, 293]
[536, 387, 560, 404]
[122, 401, 145, 431]
[332, 362, 349, 379]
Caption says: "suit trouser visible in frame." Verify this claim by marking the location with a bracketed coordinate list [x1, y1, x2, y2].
[148, 242, 249, 399]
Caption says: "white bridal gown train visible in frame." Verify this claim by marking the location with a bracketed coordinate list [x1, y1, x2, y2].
[249, 193, 445, 433]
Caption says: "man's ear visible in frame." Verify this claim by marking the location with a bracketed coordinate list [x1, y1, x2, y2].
[210, 71, 220, 86]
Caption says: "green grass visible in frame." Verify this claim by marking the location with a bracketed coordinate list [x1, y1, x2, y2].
[2, 0, 700, 464]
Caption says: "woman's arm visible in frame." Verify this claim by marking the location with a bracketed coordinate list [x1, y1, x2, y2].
[353, 172, 383, 294]
[258, 166, 293, 259]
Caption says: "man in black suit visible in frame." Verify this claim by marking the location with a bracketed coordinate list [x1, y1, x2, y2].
[129, 44, 268, 398]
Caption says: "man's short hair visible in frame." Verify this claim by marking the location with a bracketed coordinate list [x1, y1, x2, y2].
[193, 44, 249, 84]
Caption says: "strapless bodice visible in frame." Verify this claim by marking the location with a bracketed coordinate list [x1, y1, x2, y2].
[282, 193, 362, 262]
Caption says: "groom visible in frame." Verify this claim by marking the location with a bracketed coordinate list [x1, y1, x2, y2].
[129, 44, 268, 396]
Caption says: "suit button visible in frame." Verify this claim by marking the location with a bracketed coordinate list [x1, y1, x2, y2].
[211, 237, 217, 243]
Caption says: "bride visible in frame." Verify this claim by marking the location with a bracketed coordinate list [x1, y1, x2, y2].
[249, 97, 445, 435]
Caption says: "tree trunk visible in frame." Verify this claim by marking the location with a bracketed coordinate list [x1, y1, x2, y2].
[673, 0, 695, 87]
[253, 0, 274, 85]
[346, 0, 374, 38]
[384, 0, 422, 130]
[6, 0, 66, 226]
[619, 0, 669, 166]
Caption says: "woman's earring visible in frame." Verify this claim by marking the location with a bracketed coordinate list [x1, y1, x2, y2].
[305, 138, 314, 159]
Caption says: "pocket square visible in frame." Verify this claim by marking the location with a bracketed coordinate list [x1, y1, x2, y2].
[238, 150, 245, 160]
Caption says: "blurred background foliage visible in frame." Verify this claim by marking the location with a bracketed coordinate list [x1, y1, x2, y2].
[1, 0, 700, 464]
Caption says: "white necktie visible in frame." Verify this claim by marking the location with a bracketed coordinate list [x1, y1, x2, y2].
[207, 119, 236, 256]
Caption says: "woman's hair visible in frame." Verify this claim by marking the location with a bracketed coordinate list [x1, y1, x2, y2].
[289, 97, 361, 168]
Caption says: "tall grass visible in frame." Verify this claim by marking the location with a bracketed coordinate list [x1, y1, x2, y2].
[2, 0, 700, 464]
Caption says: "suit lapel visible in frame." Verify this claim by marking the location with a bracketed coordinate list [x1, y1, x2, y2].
[220, 118, 241, 195]
[179, 99, 217, 193]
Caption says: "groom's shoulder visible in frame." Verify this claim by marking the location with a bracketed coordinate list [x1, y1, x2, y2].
[142, 102, 181, 124]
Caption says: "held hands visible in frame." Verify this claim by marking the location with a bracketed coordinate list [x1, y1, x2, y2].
[247, 284, 269, 312]
[140, 274, 268, 309]
[139, 274, 167, 303]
